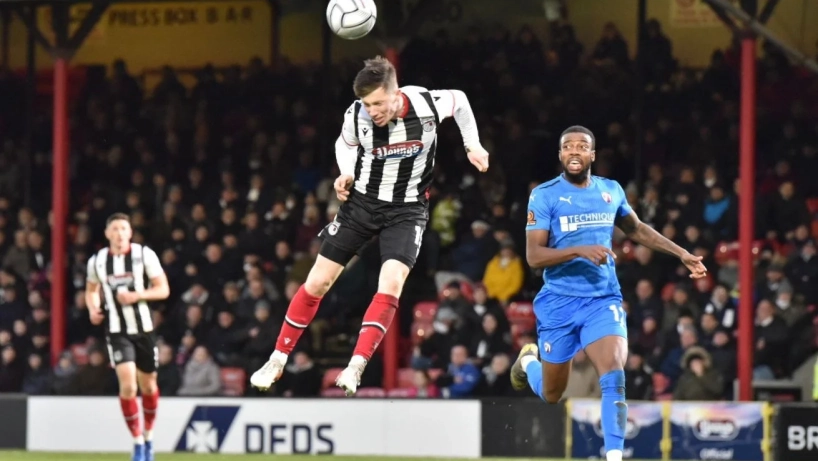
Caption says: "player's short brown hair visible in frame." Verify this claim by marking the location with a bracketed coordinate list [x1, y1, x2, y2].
[353, 56, 397, 98]
[106, 212, 131, 227]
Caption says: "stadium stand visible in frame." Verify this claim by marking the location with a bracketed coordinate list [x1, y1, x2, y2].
[0, 19, 816, 402]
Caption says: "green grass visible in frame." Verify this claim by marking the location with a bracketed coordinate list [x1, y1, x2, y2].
[0, 454, 580, 461]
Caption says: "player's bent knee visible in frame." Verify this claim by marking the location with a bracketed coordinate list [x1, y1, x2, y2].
[543, 391, 562, 404]
[119, 382, 138, 398]
[304, 255, 345, 296]
[378, 259, 411, 297]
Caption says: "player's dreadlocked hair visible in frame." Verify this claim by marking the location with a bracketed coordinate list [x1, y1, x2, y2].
[560, 125, 596, 149]
[353, 56, 398, 98]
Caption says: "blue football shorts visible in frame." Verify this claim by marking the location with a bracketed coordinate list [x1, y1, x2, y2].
[532, 290, 627, 364]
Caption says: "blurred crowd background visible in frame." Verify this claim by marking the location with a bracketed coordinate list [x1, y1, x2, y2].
[0, 17, 817, 401]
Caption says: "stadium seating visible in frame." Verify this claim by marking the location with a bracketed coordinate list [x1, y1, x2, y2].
[322, 368, 344, 389]
[506, 301, 536, 342]
[220, 367, 246, 396]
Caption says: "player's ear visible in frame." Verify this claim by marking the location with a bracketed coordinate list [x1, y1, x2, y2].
[590, 150, 596, 162]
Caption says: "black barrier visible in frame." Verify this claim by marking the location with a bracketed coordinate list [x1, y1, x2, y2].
[0, 394, 27, 449]
[480, 397, 566, 458]
[775, 403, 818, 461]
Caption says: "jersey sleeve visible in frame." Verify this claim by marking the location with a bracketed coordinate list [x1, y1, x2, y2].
[335, 102, 360, 177]
[526, 189, 552, 231]
[86, 255, 99, 284]
[615, 182, 634, 218]
[428, 89, 480, 150]
[142, 246, 165, 279]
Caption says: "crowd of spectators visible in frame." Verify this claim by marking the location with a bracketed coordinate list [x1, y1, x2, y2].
[0, 18, 816, 400]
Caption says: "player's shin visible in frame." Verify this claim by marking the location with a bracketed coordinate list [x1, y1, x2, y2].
[599, 370, 627, 460]
[350, 293, 399, 366]
[141, 390, 159, 441]
[522, 357, 546, 400]
[119, 396, 143, 444]
[272, 285, 323, 362]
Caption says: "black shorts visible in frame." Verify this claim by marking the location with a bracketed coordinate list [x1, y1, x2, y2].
[319, 191, 428, 269]
[106, 333, 158, 373]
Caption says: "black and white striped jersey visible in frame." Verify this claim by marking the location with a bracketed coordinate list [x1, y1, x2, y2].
[87, 244, 164, 336]
[335, 85, 481, 203]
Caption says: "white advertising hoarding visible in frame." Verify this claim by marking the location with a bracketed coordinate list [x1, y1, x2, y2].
[27, 397, 481, 458]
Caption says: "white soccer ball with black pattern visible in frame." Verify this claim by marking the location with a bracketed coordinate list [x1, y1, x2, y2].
[326, 0, 377, 40]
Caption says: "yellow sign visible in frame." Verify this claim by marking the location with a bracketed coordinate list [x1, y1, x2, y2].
[36, 1, 271, 71]
[669, 0, 739, 28]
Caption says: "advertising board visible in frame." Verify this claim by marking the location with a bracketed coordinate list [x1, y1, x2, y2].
[27, 397, 481, 458]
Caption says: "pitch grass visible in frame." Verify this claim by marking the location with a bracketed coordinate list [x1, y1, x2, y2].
[0, 454, 645, 461]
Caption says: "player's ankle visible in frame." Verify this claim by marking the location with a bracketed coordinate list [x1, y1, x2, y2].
[349, 355, 367, 368]
[270, 350, 288, 363]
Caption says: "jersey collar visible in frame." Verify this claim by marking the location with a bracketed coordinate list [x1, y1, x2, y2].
[398, 92, 410, 119]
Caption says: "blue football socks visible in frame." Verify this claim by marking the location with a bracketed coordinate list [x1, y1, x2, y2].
[599, 370, 628, 453]
[525, 360, 545, 401]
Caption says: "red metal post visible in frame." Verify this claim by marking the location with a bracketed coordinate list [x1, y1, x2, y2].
[382, 47, 400, 391]
[737, 36, 756, 401]
[50, 58, 69, 366]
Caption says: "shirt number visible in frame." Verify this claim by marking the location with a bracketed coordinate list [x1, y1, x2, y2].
[609, 305, 626, 327]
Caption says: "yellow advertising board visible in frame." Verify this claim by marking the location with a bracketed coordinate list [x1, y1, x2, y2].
[20, 1, 271, 72]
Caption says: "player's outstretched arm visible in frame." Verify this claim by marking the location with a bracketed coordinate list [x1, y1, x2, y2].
[429, 89, 488, 172]
[616, 211, 708, 279]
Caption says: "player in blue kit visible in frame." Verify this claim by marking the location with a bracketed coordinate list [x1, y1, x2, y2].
[510, 126, 707, 461]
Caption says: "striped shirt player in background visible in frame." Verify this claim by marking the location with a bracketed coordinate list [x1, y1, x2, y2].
[251, 56, 490, 395]
[86, 213, 170, 461]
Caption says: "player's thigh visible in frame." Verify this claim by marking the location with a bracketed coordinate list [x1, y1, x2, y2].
[379, 208, 427, 271]
[533, 292, 582, 361]
[318, 198, 378, 268]
[132, 334, 159, 374]
[107, 336, 138, 395]
[579, 296, 629, 372]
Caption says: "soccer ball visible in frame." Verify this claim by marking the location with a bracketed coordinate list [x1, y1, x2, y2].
[326, 0, 377, 40]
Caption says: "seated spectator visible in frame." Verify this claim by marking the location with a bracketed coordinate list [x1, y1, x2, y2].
[438, 345, 480, 398]
[177, 345, 222, 396]
[673, 346, 724, 401]
[275, 351, 322, 397]
[406, 369, 440, 398]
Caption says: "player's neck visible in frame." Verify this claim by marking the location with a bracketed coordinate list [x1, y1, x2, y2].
[109, 243, 131, 255]
[562, 172, 592, 188]
[392, 93, 408, 121]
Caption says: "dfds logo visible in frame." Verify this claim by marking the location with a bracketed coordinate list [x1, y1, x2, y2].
[245, 423, 334, 454]
[176, 405, 241, 453]
[693, 419, 738, 441]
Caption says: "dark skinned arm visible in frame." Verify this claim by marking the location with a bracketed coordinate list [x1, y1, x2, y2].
[615, 211, 686, 257]
[525, 229, 580, 269]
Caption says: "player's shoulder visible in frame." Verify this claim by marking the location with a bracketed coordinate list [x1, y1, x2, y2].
[592, 175, 623, 189]
[400, 85, 430, 95]
[344, 100, 364, 116]
[529, 177, 562, 204]
[532, 176, 563, 195]
[89, 246, 108, 262]
[135, 243, 158, 257]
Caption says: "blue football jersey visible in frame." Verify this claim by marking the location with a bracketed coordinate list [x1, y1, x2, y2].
[526, 174, 633, 298]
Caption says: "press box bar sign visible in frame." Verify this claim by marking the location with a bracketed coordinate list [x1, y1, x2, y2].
[34, 1, 272, 72]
